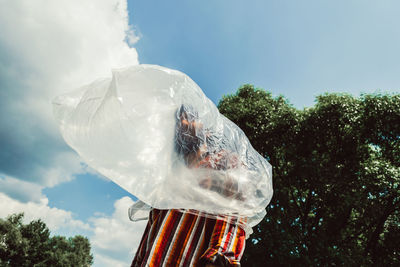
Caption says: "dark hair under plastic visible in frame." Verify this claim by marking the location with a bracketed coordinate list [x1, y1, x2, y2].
[175, 105, 204, 157]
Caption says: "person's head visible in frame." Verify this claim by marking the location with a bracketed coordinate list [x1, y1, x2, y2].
[175, 105, 205, 158]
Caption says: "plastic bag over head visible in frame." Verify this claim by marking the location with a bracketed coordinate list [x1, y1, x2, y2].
[53, 64, 273, 235]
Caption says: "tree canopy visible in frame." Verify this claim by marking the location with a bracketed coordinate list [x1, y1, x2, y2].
[218, 85, 400, 266]
[0, 213, 93, 267]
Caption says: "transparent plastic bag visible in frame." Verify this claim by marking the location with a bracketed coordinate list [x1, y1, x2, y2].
[53, 64, 273, 235]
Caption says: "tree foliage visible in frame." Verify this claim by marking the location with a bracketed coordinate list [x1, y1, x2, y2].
[0, 213, 93, 267]
[218, 85, 400, 266]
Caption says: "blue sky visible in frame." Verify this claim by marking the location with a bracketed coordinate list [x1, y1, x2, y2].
[0, 1, 399, 266]
[130, 0, 400, 106]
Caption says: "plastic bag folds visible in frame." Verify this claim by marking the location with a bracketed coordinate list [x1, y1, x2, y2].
[53, 64, 273, 234]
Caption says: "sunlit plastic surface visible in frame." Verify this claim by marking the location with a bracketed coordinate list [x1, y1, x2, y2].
[53, 65, 273, 234]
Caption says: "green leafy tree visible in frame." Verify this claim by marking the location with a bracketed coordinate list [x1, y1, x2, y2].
[0, 213, 93, 266]
[218, 85, 400, 266]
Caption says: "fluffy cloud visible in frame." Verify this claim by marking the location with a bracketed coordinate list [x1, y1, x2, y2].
[0, 1, 144, 265]
[0, 175, 45, 203]
[0, 0, 139, 190]
[0, 192, 91, 236]
[0, 192, 146, 266]
[90, 197, 147, 267]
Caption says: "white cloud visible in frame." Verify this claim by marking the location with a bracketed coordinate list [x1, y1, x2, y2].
[94, 254, 131, 267]
[0, 0, 139, 188]
[0, 175, 45, 203]
[0, 192, 146, 266]
[90, 197, 147, 267]
[0, 192, 91, 236]
[0, 2, 145, 265]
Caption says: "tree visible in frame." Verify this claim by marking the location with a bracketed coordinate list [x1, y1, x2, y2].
[218, 85, 400, 266]
[0, 213, 93, 266]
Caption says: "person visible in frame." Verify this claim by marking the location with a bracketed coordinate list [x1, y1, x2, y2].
[131, 105, 247, 267]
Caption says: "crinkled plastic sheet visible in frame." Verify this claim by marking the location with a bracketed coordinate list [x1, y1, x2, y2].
[53, 64, 273, 236]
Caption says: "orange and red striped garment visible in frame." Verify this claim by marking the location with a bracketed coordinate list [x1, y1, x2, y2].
[131, 209, 246, 267]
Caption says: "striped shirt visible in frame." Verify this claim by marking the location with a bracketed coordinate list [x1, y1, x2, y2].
[132, 150, 247, 266]
[131, 209, 246, 267]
